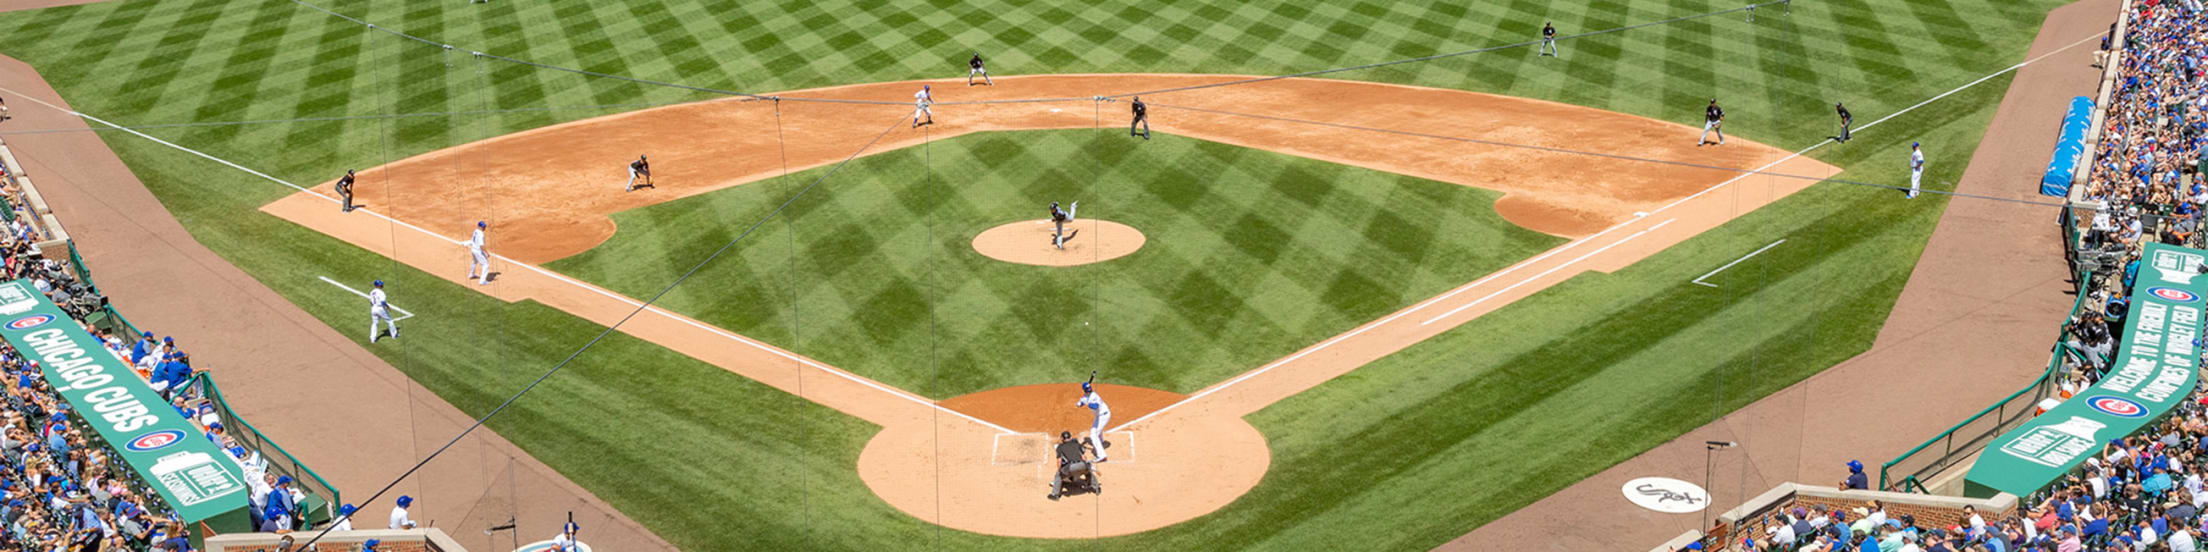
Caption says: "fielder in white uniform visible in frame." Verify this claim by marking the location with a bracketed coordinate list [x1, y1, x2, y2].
[1076, 382, 1111, 462]
[1908, 141, 1925, 199]
[913, 85, 934, 127]
[466, 221, 490, 285]
[369, 280, 398, 343]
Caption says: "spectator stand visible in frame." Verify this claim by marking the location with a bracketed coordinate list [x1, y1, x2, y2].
[1656, 483, 2019, 552]
[0, 134, 343, 544]
[59, 242, 342, 527]
[203, 528, 470, 552]
[0, 137, 71, 253]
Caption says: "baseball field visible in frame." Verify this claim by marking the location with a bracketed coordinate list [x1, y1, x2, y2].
[0, 0, 2072, 549]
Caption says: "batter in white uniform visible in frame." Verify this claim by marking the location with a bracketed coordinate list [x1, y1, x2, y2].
[466, 221, 490, 285]
[913, 85, 934, 128]
[1076, 382, 1111, 462]
[369, 280, 398, 343]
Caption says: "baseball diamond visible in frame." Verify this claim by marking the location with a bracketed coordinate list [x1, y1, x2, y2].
[0, 0, 2105, 550]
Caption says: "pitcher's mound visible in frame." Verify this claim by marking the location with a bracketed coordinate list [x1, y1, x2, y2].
[973, 219, 1145, 266]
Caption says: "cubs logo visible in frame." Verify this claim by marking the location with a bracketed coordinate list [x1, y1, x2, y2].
[125, 430, 185, 452]
[2087, 396, 2147, 418]
[2150, 287, 2201, 303]
[5, 314, 54, 330]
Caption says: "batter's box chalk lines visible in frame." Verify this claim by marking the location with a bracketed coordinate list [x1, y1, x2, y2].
[0, 87, 1019, 437]
[320, 276, 414, 321]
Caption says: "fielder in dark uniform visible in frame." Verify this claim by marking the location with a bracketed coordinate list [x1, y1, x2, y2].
[1540, 22, 1558, 57]
[1047, 431, 1097, 500]
[967, 53, 993, 86]
[1835, 102, 1853, 143]
[1049, 201, 1079, 250]
[1129, 96, 1149, 140]
[1699, 99, 1725, 146]
[336, 169, 357, 212]
[626, 155, 652, 192]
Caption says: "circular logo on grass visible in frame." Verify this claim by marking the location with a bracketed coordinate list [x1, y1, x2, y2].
[125, 430, 185, 452]
[2151, 287, 2201, 303]
[2087, 396, 2147, 418]
[6, 314, 54, 331]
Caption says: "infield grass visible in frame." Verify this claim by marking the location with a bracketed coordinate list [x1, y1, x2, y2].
[548, 129, 1562, 396]
[0, 0, 2068, 549]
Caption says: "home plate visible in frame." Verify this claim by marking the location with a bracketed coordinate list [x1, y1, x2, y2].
[1049, 108, 1062, 113]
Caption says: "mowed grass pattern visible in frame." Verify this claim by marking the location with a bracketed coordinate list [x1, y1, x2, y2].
[549, 130, 1561, 396]
[0, 0, 2069, 549]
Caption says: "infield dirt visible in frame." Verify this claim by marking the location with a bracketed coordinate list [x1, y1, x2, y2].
[262, 74, 1832, 538]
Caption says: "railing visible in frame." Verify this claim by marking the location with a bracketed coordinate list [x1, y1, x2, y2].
[64, 241, 340, 524]
[1878, 271, 2095, 491]
[190, 372, 341, 526]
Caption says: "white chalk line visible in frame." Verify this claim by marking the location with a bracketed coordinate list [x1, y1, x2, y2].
[1692, 239, 1786, 288]
[318, 276, 414, 321]
[1421, 218, 1675, 325]
[0, 86, 1017, 436]
[1106, 35, 2097, 433]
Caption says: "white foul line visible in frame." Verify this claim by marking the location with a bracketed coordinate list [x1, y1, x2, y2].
[1692, 239, 1786, 288]
[1, 87, 1017, 435]
[1421, 218, 1673, 325]
[1107, 36, 2100, 433]
[318, 276, 414, 321]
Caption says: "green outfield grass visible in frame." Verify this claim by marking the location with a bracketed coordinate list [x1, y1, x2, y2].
[0, 0, 2066, 549]
[547, 129, 1561, 396]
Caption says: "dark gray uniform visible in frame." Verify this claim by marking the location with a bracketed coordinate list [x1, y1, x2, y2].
[336, 171, 356, 212]
[1048, 437, 1092, 499]
[1130, 97, 1149, 140]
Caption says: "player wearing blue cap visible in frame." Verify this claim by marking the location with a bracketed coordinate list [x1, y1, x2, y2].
[390, 495, 417, 529]
[1908, 142, 1925, 199]
[332, 503, 356, 531]
[369, 280, 397, 343]
[467, 221, 491, 285]
[552, 520, 582, 551]
[1842, 460, 1869, 490]
[1075, 381, 1112, 462]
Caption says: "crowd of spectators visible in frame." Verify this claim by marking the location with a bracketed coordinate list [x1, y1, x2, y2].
[1746, 385, 2208, 552]
[2079, 0, 2208, 261]
[1727, 3, 2208, 551]
[0, 147, 328, 548]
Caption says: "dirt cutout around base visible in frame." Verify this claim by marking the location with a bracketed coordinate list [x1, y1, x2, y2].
[305, 74, 1807, 264]
[262, 73, 1833, 539]
[972, 219, 1144, 266]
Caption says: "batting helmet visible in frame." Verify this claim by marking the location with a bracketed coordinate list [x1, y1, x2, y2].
[1081, 382, 1093, 393]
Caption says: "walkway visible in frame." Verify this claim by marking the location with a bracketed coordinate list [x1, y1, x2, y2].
[1441, 0, 2112, 548]
[0, 54, 675, 551]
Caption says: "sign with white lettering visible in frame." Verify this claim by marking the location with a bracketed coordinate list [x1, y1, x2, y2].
[1966, 244, 2208, 498]
[0, 280, 249, 522]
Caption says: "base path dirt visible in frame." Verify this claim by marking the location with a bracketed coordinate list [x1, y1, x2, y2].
[261, 73, 1832, 538]
[971, 219, 1144, 266]
[311, 73, 1811, 264]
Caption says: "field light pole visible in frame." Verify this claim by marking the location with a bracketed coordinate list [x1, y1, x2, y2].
[1704, 441, 1738, 532]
